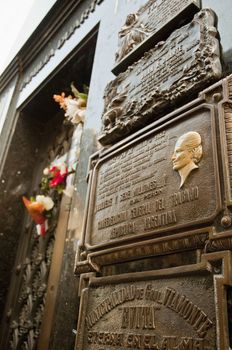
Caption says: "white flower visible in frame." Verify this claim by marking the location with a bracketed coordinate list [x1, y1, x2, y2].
[72, 108, 85, 124]
[43, 167, 49, 175]
[36, 195, 54, 211]
[64, 98, 85, 124]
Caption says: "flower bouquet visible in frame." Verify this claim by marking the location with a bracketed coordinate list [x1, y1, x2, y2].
[53, 83, 88, 125]
[41, 163, 74, 194]
[22, 161, 74, 237]
[22, 195, 54, 236]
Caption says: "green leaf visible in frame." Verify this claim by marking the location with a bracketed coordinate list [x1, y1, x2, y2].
[70, 82, 88, 100]
[78, 93, 88, 101]
[71, 82, 80, 99]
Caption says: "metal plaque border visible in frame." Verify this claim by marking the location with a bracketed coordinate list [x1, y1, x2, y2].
[85, 104, 222, 250]
[75, 251, 232, 350]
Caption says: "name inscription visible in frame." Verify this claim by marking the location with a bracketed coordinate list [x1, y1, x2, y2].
[88, 333, 209, 349]
[81, 276, 216, 349]
[88, 109, 219, 247]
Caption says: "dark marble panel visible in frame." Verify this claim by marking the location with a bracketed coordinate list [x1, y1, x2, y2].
[0, 113, 43, 320]
[49, 238, 79, 350]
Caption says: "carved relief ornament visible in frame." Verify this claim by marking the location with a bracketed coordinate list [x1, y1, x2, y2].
[114, 0, 201, 70]
[99, 9, 222, 146]
[172, 131, 203, 188]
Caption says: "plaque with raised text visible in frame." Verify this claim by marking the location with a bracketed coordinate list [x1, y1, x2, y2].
[86, 105, 221, 249]
[113, 0, 200, 74]
[75, 257, 229, 350]
[99, 9, 222, 146]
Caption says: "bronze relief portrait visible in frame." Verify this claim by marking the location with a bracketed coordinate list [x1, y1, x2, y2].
[172, 132, 203, 188]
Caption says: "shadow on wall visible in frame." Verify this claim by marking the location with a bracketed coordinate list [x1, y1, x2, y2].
[223, 49, 232, 76]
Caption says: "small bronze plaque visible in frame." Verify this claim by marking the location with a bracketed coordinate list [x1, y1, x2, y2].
[76, 267, 217, 349]
[114, 0, 200, 73]
[99, 9, 222, 146]
[86, 106, 221, 249]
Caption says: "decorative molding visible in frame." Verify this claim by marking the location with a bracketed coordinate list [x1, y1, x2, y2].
[219, 74, 232, 206]
[0, 0, 104, 94]
[19, 0, 104, 92]
[75, 230, 209, 275]
[87, 104, 221, 250]
[91, 233, 208, 266]
[75, 252, 232, 350]
[205, 236, 232, 252]
[75, 257, 101, 275]
[223, 102, 232, 195]
[228, 75, 232, 100]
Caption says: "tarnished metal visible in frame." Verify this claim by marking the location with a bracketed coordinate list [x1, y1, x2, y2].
[75, 252, 232, 350]
[75, 75, 232, 273]
[113, 0, 200, 73]
[86, 104, 221, 249]
[99, 9, 222, 146]
[75, 228, 210, 274]
[218, 75, 232, 206]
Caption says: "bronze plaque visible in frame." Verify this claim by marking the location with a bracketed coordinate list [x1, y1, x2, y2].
[99, 9, 222, 146]
[114, 0, 200, 73]
[86, 105, 221, 249]
[76, 267, 217, 349]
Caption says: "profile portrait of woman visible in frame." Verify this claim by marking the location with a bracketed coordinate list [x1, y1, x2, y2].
[172, 131, 203, 188]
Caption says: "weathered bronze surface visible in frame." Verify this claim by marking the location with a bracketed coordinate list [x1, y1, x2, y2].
[219, 77, 232, 207]
[87, 105, 221, 249]
[75, 229, 209, 274]
[99, 9, 222, 146]
[76, 74, 232, 273]
[113, 0, 200, 74]
[75, 252, 232, 350]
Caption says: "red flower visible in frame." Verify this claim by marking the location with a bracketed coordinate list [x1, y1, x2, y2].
[49, 166, 68, 188]
[49, 166, 59, 176]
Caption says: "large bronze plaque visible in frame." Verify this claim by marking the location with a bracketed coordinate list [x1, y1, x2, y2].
[76, 264, 218, 349]
[99, 9, 222, 146]
[113, 0, 200, 73]
[86, 105, 221, 249]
